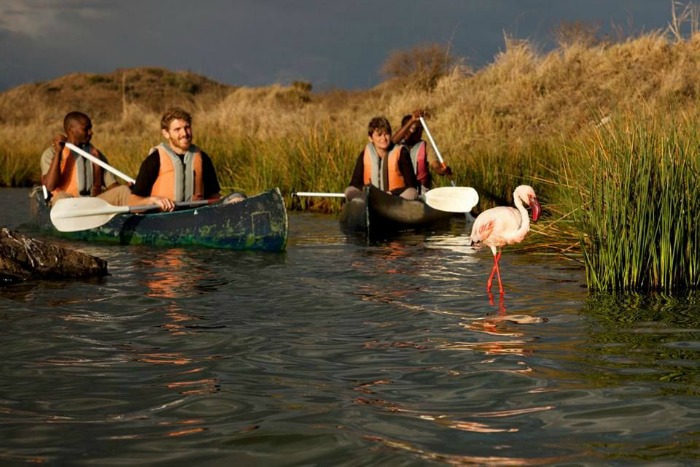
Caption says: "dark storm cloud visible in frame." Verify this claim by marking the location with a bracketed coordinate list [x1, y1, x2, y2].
[0, 0, 683, 91]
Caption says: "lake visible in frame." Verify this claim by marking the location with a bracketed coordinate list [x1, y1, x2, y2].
[1, 187, 700, 465]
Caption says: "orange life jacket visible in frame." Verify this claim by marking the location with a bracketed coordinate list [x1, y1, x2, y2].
[53, 145, 103, 197]
[362, 144, 405, 192]
[150, 144, 204, 202]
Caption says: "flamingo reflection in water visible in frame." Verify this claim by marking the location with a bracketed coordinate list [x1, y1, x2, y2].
[468, 185, 541, 295]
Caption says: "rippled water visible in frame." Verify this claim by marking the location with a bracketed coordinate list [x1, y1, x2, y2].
[2, 188, 700, 465]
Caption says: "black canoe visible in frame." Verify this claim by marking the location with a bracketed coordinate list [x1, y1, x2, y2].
[29, 188, 288, 252]
[339, 185, 454, 237]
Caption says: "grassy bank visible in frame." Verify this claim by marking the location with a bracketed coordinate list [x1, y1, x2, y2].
[2, 26, 700, 292]
[564, 116, 700, 291]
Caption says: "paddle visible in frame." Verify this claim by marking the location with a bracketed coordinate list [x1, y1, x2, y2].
[50, 197, 211, 232]
[423, 186, 479, 213]
[65, 142, 136, 184]
[418, 117, 451, 183]
[293, 192, 346, 198]
[292, 188, 477, 212]
[419, 116, 476, 220]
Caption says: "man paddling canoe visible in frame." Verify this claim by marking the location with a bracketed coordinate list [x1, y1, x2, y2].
[128, 107, 230, 212]
[40, 111, 131, 206]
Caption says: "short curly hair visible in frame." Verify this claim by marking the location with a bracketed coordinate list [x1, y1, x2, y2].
[160, 107, 192, 131]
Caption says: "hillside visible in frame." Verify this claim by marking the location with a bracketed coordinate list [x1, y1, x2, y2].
[0, 67, 236, 125]
[5, 28, 700, 142]
[4, 28, 700, 196]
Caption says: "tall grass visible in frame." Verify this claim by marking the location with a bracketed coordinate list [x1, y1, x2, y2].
[5, 26, 700, 291]
[0, 126, 44, 186]
[565, 116, 700, 291]
[176, 119, 361, 201]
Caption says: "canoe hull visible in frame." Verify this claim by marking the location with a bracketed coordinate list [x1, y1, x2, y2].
[340, 185, 454, 236]
[30, 188, 288, 252]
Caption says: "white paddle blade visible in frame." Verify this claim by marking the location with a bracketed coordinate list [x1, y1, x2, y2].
[424, 187, 479, 213]
[50, 197, 130, 219]
[50, 197, 130, 232]
[51, 211, 121, 232]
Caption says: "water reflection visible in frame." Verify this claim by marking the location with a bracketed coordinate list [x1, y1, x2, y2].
[125, 248, 224, 418]
[452, 310, 547, 357]
[582, 290, 700, 396]
[137, 248, 209, 337]
[141, 248, 217, 299]
[5, 187, 700, 464]
[424, 233, 478, 258]
[363, 433, 571, 466]
[353, 240, 433, 310]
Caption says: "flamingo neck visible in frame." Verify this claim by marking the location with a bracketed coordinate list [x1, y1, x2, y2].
[513, 192, 530, 236]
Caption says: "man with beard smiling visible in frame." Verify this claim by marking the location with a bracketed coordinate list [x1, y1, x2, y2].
[128, 107, 222, 212]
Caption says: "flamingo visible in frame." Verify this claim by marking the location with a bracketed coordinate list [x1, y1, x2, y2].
[468, 185, 541, 294]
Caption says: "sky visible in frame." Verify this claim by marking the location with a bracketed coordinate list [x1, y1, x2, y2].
[0, 0, 688, 92]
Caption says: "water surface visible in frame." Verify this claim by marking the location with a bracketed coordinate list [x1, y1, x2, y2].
[1, 188, 700, 465]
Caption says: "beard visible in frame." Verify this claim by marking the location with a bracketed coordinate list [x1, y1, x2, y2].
[168, 136, 191, 152]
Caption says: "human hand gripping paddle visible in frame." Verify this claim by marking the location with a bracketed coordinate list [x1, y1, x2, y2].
[418, 116, 477, 218]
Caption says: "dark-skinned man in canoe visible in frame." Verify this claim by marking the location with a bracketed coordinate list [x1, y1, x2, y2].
[41, 111, 131, 206]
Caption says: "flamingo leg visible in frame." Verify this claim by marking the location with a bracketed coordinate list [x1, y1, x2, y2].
[486, 252, 499, 293]
[493, 251, 504, 294]
[487, 291, 507, 313]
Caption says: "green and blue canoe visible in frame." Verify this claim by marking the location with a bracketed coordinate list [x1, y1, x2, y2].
[29, 188, 288, 252]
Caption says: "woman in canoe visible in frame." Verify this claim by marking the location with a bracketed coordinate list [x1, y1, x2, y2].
[344, 116, 418, 202]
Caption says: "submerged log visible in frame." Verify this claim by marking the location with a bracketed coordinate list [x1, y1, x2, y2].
[0, 228, 108, 283]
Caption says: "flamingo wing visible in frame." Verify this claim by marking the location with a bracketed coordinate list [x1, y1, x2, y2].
[470, 207, 522, 243]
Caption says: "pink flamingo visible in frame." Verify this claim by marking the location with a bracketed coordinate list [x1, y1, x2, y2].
[468, 185, 541, 294]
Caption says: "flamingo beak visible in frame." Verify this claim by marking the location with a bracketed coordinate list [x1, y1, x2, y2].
[529, 196, 541, 222]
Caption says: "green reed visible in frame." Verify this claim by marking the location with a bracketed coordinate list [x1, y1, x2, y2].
[0, 149, 38, 187]
[200, 124, 359, 208]
[0, 129, 43, 187]
[566, 119, 700, 291]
